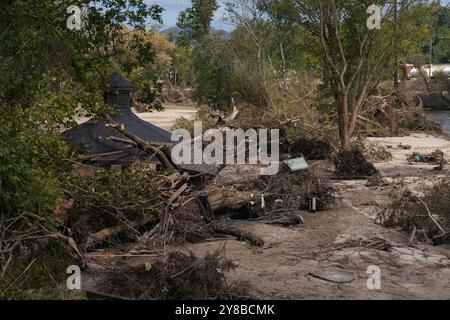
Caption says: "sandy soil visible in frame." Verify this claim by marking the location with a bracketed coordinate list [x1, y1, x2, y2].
[134, 107, 197, 131]
[75, 105, 197, 131]
[84, 128, 450, 299]
[367, 133, 450, 177]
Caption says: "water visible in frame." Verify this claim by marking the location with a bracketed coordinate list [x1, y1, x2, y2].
[425, 110, 450, 135]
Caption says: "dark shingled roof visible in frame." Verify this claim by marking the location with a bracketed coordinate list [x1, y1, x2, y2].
[109, 71, 135, 90]
[63, 73, 171, 163]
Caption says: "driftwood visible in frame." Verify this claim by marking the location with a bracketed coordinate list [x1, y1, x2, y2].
[105, 115, 180, 173]
[85, 215, 158, 249]
[167, 183, 188, 206]
[209, 103, 239, 127]
[207, 189, 259, 211]
[77, 148, 131, 160]
[210, 224, 264, 246]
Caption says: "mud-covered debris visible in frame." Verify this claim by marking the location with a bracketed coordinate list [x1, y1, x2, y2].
[398, 144, 412, 150]
[378, 178, 450, 244]
[284, 157, 309, 172]
[226, 210, 304, 226]
[407, 149, 447, 165]
[309, 270, 355, 283]
[96, 248, 250, 300]
[365, 174, 389, 187]
[337, 237, 393, 252]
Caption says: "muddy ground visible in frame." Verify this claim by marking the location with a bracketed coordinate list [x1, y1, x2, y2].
[80, 132, 450, 300]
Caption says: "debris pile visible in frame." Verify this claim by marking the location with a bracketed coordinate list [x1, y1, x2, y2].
[378, 178, 450, 244]
[407, 149, 447, 165]
[365, 174, 389, 188]
[333, 150, 379, 178]
[362, 142, 393, 161]
[59, 74, 339, 299]
[93, 247, 249, 300]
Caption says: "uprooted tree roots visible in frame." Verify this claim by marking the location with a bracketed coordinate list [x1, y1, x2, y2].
[94, 247, 250, 300]
[334, 149, 379, 178]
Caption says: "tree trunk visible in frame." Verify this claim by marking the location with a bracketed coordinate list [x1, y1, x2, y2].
[337, 91, 351, 151]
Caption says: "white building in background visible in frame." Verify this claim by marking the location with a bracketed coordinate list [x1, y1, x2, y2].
[409, 64, 450, 78]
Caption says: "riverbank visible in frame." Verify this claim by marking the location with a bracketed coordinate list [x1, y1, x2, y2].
[425, 110, 450, 136]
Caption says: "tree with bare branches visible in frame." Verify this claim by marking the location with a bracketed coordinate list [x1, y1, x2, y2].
[291, 0, 430, 150]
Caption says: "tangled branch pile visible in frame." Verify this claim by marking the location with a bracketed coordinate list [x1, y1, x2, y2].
[378, 179, 450, 244]
[96, 247, 249, 300]
[66, 162, 164, 247]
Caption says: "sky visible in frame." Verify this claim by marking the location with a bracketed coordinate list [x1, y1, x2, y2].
[148, 0, 234, 31]
[149, 0, 450, 32]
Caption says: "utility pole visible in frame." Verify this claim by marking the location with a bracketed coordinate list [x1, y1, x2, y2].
[429, 36, 433, 77]
[393, 0, 399, 91]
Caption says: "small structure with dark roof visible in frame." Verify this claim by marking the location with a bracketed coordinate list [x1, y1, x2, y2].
[64, 72, 172, 165]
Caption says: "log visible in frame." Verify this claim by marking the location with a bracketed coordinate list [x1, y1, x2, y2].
[77, 149, 131, 160]
[210, 224, 264, 246]
[85, 215, 158, 249]
[207, 189, 259, 211]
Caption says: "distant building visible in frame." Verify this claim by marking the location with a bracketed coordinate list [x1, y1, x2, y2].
[408, 64, 450, 78]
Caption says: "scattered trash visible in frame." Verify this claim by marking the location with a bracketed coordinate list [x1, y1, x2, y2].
[308, 197, 317, 212]
[283, 157, 309, 172]
[407, 149, 447, 165]
[398, 144, 412, 150]
[308, 270, 355, 283]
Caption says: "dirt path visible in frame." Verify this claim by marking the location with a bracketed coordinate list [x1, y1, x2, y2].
[134, 105, 197, 131]
[76, 104, 197, 131]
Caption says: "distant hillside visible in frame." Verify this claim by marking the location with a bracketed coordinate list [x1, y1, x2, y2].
[161, 26, 182, 36]
[161, 26, 232, 41]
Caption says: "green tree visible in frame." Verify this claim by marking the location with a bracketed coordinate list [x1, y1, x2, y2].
[176, 0, 234, 109]
[0, 1, 163, 295]
[0, 0, 163, 217]
[192, 35, 234, 109]
[177, 0, 219, 44]
[433, 4, 449, 63]
[288, 0, 431, 150]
